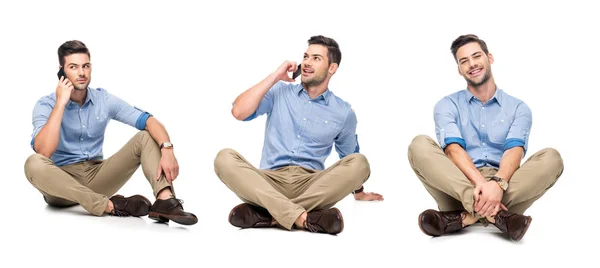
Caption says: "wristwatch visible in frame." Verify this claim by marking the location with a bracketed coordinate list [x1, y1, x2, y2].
[352, 186, 364, 194]
[160, 142, 173, 149]
[490, 176, 508, 191]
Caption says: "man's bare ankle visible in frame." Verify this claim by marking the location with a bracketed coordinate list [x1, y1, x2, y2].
[462, 211, 478, 227]
[105, 200, 114, 214]
[295, 212, 307, 228]
[157, 188, 174, 200]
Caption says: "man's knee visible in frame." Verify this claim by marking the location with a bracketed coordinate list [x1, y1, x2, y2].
[408, 135, 435, 158]
[214, 148, 239, 176]
[24, 154, 51, 181]
[540, 147, 563, 169]
[540, 147, 564, 183]
[134, 130, 152, 142]
[345, 153, 370, 180]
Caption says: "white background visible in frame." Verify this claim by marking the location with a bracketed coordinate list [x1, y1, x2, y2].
[1, 0, 597, 267]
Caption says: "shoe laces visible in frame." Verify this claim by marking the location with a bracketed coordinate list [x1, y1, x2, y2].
[305, 221, 320, 232]
[304, 213, 324, 233]
[167, 198, 185, 210]
[111, 208, 131, 217]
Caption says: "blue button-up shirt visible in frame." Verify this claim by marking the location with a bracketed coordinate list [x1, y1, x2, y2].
[30, 87, 151, 166]
[243, 81, 359, 170]
[434, 89, 532, 168]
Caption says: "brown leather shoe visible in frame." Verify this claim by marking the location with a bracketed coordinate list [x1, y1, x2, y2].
[493, 210, 532, 241]
[305, 208, 344, 235]
[109, 195, 152, 217]
[418, 209, 465, 236]
[149, 198, 197, 225]
[228, 203, 273, 228]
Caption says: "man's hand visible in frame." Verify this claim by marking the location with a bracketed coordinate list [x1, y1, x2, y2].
[155, 149, 179, 185]
[474, 181, 505, 217]
[273, 61, 298, 82]
[354, 191, 384, 201]
[56, 76, 74, 106]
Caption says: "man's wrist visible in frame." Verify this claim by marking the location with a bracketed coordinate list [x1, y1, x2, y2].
[474, 177, 488, 187]
[490, 176, 508, 191]
[352, 186, 364, 195]
[159, 141, 173, 150]
[55, 102, 67, 110]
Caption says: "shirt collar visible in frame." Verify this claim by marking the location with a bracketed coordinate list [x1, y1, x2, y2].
[297, 85, 330, 105]
[67, 87, 94, 107]
[464, 88, 503, 107]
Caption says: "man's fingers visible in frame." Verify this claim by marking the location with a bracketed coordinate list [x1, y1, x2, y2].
[169, 170, 176, 183]
[474, 197, 485, 212]
[479, 201, 491, 215]
[164, 168, 173, 182]
[491, 204, 501, 217]
[155, 166, 163, 181]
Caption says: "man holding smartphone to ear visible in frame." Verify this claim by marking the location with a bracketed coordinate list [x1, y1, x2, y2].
[24, 40, 197, 225]
[214, 35, 383, 235]
[408, 34, 564, 241]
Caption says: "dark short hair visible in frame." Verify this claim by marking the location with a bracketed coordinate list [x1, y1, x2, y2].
[308, 35, 341, 66]
[58, 40, 90, 66]
[450, 34, 489, 61]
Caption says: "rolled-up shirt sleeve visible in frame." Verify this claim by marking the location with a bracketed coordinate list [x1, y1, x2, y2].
[335, 108, 359, 159]
[31, 99, 54, 150]
[241, 82, 283, 121]
[434, 98, 465, 149]
[504, 102, 532, 154]
[107, 92, 151, 130]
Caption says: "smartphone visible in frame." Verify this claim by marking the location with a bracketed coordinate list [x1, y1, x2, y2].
[292, 64, 302, 79]
[57, 67, 66, 80]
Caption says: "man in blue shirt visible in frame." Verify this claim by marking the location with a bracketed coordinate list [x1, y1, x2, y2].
[214, 35, 383, 235]
[408, 34, 564, 241]
[24, 40, 197, 225]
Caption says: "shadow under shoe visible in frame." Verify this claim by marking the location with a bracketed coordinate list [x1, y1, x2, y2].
[305, 208, 344, 235]
[418, 209, 464, 236]
[149, 198, 198, 225]
[493, 210, 532, 241]
[109, 194, 152, 217]
[228, 203, 274, 228]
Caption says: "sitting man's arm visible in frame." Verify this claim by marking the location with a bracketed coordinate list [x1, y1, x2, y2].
[434, 98, 486, 186]
[485, 102, 532, 216]
[434, 98, 497, 216]
[145, 117, 178, 184]
[335, 109, 383, 201]
[33, 78, 74, 158]
[494, 102, 532, 183]
[232, 61, 297, 121]
[106, 91, 178, 184]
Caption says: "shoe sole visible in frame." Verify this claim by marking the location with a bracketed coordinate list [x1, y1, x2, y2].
[418, 209, 438, 237]
[513, 216, 532, 242]
[149, 212, 198, 225]
[111, 195, 152, 217]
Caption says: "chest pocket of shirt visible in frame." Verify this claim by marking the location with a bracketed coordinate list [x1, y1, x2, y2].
[489, 116, 511, 144]
[308, 117, 339, 144]
[88, 114, 108, 138]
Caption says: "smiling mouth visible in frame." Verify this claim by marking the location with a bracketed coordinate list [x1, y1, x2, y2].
[468, 67, 483, 76]
[303, 68, 314, 74]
